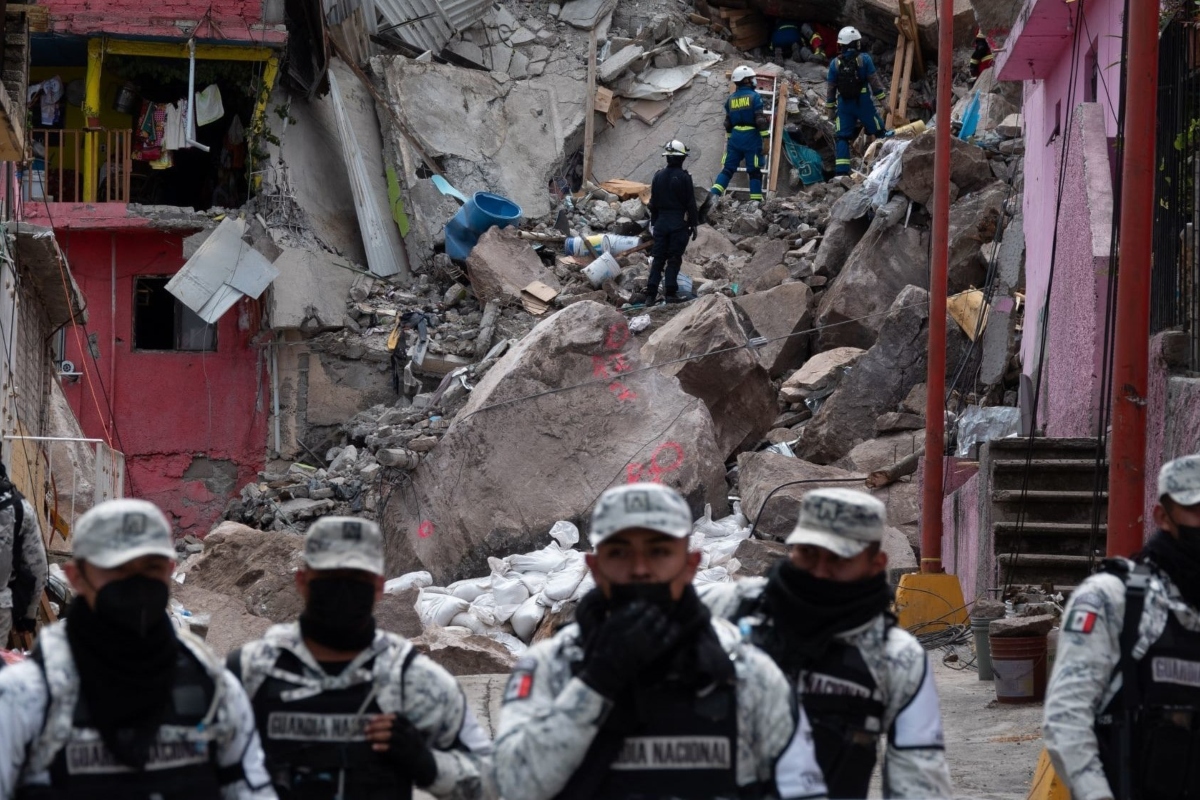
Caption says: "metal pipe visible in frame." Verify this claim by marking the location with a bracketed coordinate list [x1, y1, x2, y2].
[919, 0, 955, 574]
[185, 40, 211, 153]
[1108, 0, 1160, 557]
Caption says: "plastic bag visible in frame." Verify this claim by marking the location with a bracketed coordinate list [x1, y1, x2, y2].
[448, 577, 492, 601]
[705, 536, 744, 567]
[511, 595, 547, 642]
[548, 521, 580, 548]
[385, 571, 432, 594]
[695, 566, 731, 586]
[955, 405, 1021, 457]
[416, 589, 470, 628]
[862, 139, 909, 209]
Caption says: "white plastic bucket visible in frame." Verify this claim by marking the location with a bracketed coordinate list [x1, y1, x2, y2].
[566, 234, 641, 257]
[582, 252, 621, 287]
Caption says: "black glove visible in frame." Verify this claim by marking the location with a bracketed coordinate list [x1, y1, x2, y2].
[376, 716, 438, 788]
[579, 602, 682, 699]
[690, 226, 698, 241]
[13, 616, 36, 633]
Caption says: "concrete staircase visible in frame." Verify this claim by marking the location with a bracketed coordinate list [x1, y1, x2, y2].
[987, 438, 1108, 592]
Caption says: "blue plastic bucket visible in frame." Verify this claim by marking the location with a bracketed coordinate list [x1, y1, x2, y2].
[464, 192, 522, 231]
[444, 215, 477, 261]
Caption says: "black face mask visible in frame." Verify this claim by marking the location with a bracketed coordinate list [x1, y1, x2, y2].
[94, 574, 171, 637]
[608, 581, 675, 611]
[300, 577, 377, 652]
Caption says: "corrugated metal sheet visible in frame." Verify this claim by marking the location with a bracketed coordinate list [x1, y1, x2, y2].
[439, 0, 490, 32]
[375, 0, 455, 53]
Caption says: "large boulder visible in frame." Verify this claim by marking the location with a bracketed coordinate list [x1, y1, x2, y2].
[740, 239, 790, 293]
[836, 431, 927, 474]
[411, 627, 517, 674]
[779, 346, 866, 403]
[735, 282, 813, 377]
[183, 522, 306, 623]
[642, 295, 777, 458]
[797, 286, 931, 464]
[815, 196, 929, 351]
[732, 538, 789, 576]
[381, 301, 728, 584]
[738, 452, 864, 541]
[948, 181, 1009, 293]
[812, 189, 873, 280]
[466, 227, 561, 306]
[897, 129, 995, 207]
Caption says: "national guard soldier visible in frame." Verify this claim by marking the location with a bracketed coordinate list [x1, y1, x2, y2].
[228, 516, 493, 800]
[0, 498, 274, 799]
[702, 488, 954, 799]
[493, 482, 828, 800]
[1045, 454, 1200, 800]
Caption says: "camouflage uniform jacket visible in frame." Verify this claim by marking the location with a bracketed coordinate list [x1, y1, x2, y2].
[700, 578, 954, 799]
[493, 615, 827, 800]
[233, 622, 495, 800]
[1044, 559, 1200, 800]
[0, 619, 275, 799]
[0, 497, 46, 622]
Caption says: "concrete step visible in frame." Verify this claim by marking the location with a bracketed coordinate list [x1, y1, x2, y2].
[992, 489, 1106, 503]
[991, 458, 1108, 492]
[992, 521, 1104, 557]
[998, 553, 1094, 588]
[986, 437, 1102, 461]
[991, 489, 1107, 524]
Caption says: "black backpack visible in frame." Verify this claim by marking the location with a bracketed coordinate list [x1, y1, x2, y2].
[836, 52, 864, 99]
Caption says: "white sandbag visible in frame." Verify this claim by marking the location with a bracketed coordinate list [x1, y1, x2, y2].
[416, 590, 470, 628]
[491, 630, 529, 656]
[449, 576, 492, 601]
[469, 593, 500, 627]
[508, 545, 569, 574]
[492, 571, 531, 611]
[724, 557, 742, 576]
[384, 571, 433, 593]
[695, 566, 731, 586]
[569, 573, 596, 602]
[543, 551, 587, 601]
[705, 536, 744, 567]
[449, 612, 490, 635]
[549, 520, 580, 548]
[511, 594, 547, 642]
[517, 571, 548, 595]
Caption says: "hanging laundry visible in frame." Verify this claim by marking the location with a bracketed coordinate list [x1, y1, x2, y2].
[164, 102, 186, 150]
[225, 116, 247, 170]
[28, 77, 64, 126]
[195, 84, 224, 126]
[132, 100, 166, 161]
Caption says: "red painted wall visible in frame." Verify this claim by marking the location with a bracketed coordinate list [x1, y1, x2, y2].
[42, 0, 285, 43]
[60, 228, 266, 534]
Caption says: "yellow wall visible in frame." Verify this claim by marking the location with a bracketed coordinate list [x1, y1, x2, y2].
[29, 66, 132, 171]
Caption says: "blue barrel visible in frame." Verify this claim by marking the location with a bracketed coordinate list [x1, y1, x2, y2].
[444, 192, 524, 261]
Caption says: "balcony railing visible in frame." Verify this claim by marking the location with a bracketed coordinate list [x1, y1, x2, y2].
[23, 129, 132, 205]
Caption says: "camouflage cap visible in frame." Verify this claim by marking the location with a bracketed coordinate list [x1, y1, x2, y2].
[304, 516, 384, 575]
[785, 487, 886, 559]
[72, 499, 176, 569]
[589, 483, 693, 547]
[1159, 454, 1200, 507]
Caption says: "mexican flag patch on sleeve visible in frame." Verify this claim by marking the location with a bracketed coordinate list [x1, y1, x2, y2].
[1065, 608, 1099, 634]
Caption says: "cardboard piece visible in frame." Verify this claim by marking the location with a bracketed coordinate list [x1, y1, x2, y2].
[600, 179, 652, 204]
[948, 289, 989, 341]
[521, 281, 560, 315]
[594, 87, 614, 113]
[630, 99, 671, 125]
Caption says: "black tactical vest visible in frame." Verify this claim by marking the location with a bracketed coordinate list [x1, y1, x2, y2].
[1098, 566, 1200, 800]
[743, 609, 884, 799]
[254, 650, 407, 800]
[45, 647, 223, 800]
[836, 53, 865, 99]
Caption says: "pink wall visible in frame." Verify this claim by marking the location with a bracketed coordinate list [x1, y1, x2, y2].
[943, 468, 984, 604]
[58, 228, 267, 534]
[42, 0, 284, 43]
[999, 0, 1123, 433]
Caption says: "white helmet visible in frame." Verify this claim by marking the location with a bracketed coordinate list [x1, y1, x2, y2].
[662, 140, 689, 157]
[731, 65, 756, 83]
[837, 26, 862, 45]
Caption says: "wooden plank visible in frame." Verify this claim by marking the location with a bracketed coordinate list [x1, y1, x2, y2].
[886, 29, 904, 129]
[687, 13, 710, 25]
[897, 40, 915, 122]
[768, 80, 788, 193]
[582, 28, 598, 185]
[900, 0, 925, 77]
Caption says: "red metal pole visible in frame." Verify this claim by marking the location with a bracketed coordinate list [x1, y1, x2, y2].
[1107, 0, 1159, 557]
[919, 0, 954, 574]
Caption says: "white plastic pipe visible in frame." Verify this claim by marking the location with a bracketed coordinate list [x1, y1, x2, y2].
[186, 40, 210, 153]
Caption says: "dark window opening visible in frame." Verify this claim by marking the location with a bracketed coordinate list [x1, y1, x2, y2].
[133, 277, 216, 352]
[1085, 39, 1098, 103]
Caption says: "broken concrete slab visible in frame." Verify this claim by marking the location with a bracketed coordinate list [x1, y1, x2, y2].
[641, 295, 777, 458]
[798, 286, 931, 464]
[897, 129, 995, 207]
[739, 451, 864, 541]
[466, 227, 562, 306]
[558, 0, 619, 29]
[815, 195, 929, 351]
[382, 301, 728, 584]
[270, 247, 359, 331]
[735, 282, 813, 377]
[779, 346, 866, 402]
[598, 44, 645, 84]
[989, 614, 1056, 638]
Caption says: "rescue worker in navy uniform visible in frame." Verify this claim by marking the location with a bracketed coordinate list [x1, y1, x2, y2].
[825, 27, 890, 176]
[0, 498, 275, 799]
[640, 140, 698, 306]
[1044, 453, 1200, 800]
[493, 482, 829, 800]
[702, 488, 954, 799]
[710, 65, 770, 205]
[772, 22, 834, 64]
[228, 516, 494, 800]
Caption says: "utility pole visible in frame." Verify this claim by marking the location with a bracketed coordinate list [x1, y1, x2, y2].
[1107, 0, 1160, 556]
[918, 0, 954, 575]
